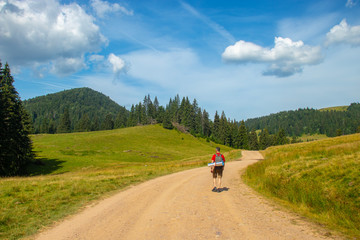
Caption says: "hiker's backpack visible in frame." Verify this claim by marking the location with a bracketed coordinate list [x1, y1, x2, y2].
[214, 154, 224, 166]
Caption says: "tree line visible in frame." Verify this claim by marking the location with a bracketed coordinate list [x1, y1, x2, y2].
[245, 106, 360, 137]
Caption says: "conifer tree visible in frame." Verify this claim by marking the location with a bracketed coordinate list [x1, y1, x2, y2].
[162, 111, 173, 129]
[40, 118, 49, 133]
[259, 128, 271, 150]
[92, 116, 100, 131]
[156, 106, 165, 123]
[153, 96, 160, 120]
[114, 107, 128, 128]
[0, 62, 34, 176]
[248, 130, 259, 150]
[201, 110, 211, 137]
[102, 114, 114, 130]
[57, 107, 71, 133]
[212, 111, 220, 142]
[219, 111, 230, 145]
[76, 113, 91, 132]
[276, 128, 289, 145]
[237, 120, 249, 149]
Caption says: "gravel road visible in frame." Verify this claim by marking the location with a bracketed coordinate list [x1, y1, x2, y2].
[35, 151, 342, 240]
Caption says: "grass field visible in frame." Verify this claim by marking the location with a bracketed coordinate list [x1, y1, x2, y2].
[0, 125, 239, 240]
[298, 133, 328, 142]
[319, 106, 348, 112]
[243, 133, 360, 238]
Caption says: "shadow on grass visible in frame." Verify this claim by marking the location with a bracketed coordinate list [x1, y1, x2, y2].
[26, 158, 66, 176]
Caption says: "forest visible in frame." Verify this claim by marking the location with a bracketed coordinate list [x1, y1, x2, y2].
[245, 104, 360, 137]
[23, 87, 360, 151]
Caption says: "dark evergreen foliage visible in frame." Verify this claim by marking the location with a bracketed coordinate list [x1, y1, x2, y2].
[23, 87, 127, 133]
[102, 114, 114, 130]
[0, 62, 34, 176]
[245, 105, 360, 137]
[57, 107, 71, 133]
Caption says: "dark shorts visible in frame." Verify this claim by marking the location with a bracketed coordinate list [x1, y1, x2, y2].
[212, 166, 224, 178]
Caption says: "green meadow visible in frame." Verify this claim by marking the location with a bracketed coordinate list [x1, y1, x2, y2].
[243, 133, 360, 238]
[0, 125, 239, 240]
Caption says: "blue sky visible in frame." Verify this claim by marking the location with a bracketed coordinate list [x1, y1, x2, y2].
[1, 0, 360, 120]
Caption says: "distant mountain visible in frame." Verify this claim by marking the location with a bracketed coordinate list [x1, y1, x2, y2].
[23, 87, 128, 133]
[245, 103, 360, 137]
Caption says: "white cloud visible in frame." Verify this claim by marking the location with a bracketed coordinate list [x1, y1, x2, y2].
[89, 54, 105, 62]
[0, 0, 107, 76]
[346, 0, 358, 8]
[51, 57, 85, 76]
[222, 37, 323, 77]
[90, 0, 133, 18]
[108, 53, 126, 74]
[326, 19, 360, 46]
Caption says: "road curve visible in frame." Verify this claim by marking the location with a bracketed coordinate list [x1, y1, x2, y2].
[35, 151, 341, 240]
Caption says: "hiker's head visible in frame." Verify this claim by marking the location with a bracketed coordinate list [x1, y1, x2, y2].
[216, 147, 220, 152]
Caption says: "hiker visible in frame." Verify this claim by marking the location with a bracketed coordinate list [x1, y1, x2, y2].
[211, 147, 225, 192]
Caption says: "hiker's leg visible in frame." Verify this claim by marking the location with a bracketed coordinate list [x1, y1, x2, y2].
[213, 177, 216, 187]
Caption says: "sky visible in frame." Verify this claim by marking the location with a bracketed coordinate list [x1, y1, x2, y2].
[0, 0, 360, 121]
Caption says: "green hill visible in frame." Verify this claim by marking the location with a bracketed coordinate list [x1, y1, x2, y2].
[0, 125, 238, 239]
[245, 103, 360, 137]
[23, 87, 127, 133]
[243, 133, 360, 238]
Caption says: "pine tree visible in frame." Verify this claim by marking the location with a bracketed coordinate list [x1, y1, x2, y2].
[237, 120, 249, 149]
[76, 113, 91, 132]
[219, 111, 230, 145]
[114, 107, 128, 128]
[259, 128, 271, 150]
[0, 62, 34, 176]
[102, 114, 114, 130]
[212, 111, 220, 142]
[40, 118, 49, 133]
[162, 111, 173, 129]
[153, 96, 160, 121]
[57, 107, 71, 133]
[248, 130, 259, 150]
[201, 110, 211, 137]
[276, 128, 289, 145]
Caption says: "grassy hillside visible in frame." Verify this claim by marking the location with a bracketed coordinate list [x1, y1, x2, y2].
[243, 134, 360, 238]
[319, 106, 348, 112]
[0, 125, 239, 240]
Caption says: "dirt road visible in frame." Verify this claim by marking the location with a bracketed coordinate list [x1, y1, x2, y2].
[35, 151, 341, 240]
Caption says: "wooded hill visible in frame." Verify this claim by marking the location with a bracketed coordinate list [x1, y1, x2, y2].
[245, 104, 360, 137]
[23, 86, 360, 150]
[23, 88, 127, 133]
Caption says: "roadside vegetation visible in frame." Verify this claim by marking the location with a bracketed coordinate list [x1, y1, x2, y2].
[243, 133, 360, 238]
[0, 125, 240, 240]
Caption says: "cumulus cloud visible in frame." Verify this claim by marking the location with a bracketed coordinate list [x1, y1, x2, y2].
[108, 53, 126, 74]
[222, 37, 323, 77]
[51, 57, 86, 76]
[90, 0, 133, 18]
[0, 0, 107, 76]
[326, 19, 360, 46]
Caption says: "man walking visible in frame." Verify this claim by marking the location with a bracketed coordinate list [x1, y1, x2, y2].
[211, 147, 225, 192]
